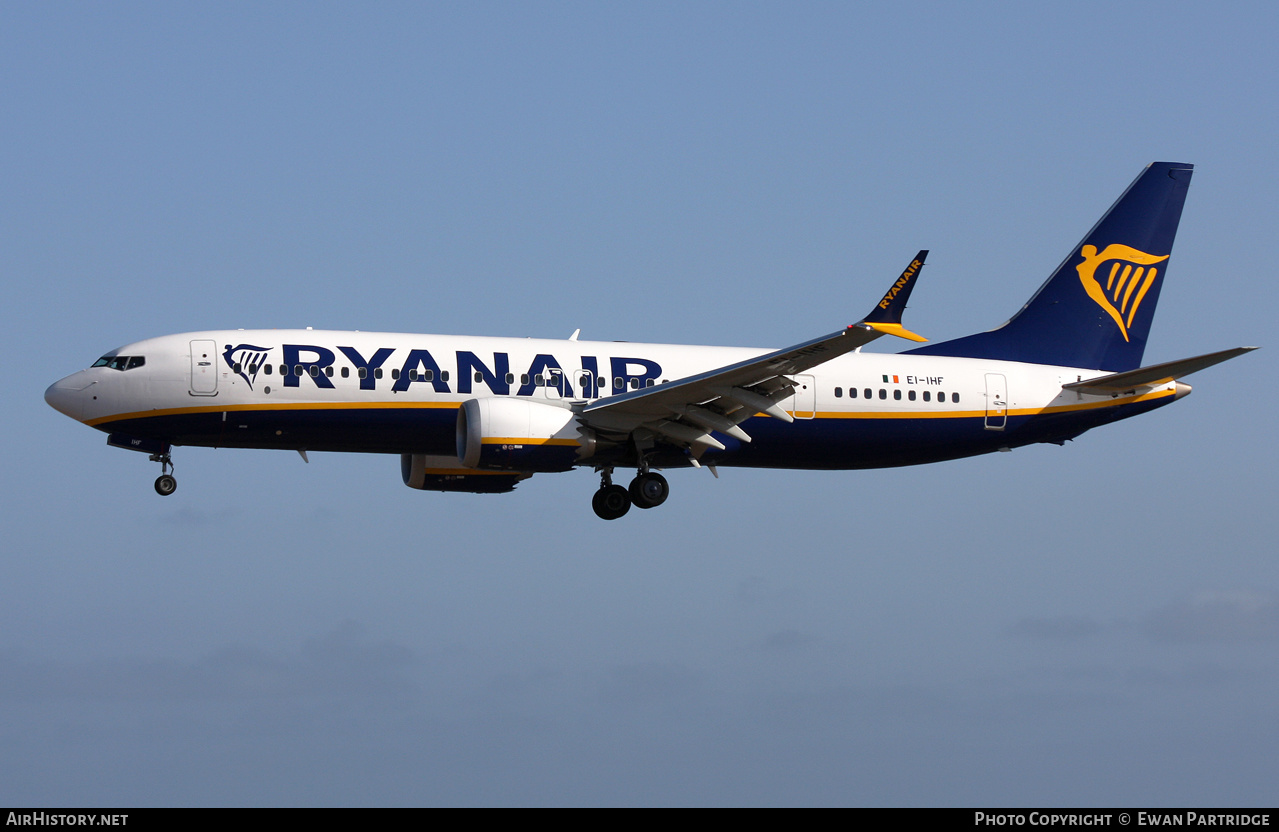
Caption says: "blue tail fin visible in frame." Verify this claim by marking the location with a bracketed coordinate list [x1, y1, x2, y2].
[908, 162, 1193, 371]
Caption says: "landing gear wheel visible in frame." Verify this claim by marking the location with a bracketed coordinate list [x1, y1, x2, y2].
[629, 472, 669, 509]
[149, 449, 176, 496]
[592, 484, 631, 520]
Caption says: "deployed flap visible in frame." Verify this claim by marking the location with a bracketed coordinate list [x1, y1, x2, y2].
[1063, 346, 1256, 394]
[579, 252, 929, 450]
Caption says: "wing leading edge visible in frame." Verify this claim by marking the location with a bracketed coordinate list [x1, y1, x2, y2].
[579, 251, 929, 459]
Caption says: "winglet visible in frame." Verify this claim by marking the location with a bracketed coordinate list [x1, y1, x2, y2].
[862, 321, 928, 342]
[858, 250, 928, 341]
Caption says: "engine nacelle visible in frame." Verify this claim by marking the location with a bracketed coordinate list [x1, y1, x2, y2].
[456, 397, 594, 472]
[401, 453, 532, 493]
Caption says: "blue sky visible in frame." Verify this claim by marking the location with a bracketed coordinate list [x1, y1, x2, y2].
[3, 2, 1276, 806]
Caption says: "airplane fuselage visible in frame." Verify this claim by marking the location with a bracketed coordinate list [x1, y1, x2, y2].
[47, 329, 1183, 472]
[45, 163, 1245, 518]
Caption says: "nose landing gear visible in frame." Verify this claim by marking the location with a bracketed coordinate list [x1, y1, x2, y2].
[150, 452, 177, 496]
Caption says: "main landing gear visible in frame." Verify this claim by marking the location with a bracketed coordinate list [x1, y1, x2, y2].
[591, 467, 670, 520]
[150, 451, 177, 496]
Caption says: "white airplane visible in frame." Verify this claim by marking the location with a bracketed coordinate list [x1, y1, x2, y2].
[46, 162, 1254, 519]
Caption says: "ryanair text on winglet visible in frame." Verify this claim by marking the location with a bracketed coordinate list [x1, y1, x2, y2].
[877, 258, 923, 310]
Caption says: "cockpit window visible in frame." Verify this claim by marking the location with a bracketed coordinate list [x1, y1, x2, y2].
[91, 355, 146, 371]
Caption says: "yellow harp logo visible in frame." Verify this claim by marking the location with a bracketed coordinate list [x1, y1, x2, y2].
[1076, 244, 1169, 341]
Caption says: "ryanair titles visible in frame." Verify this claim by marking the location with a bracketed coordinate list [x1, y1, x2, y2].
[876, 257, 923, 310]
[223, 343, 662, 398]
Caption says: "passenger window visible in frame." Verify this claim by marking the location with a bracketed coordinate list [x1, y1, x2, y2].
[834, 387, 843, 398]
[391, 369, 400, 380]
[408, 369, 418, 381]
[475, 372, 483, 383]
[309, 366, 319, 377]
[341, 367, 349, 378]
[441, 371, 450, 382]
[923, 391, 930, 402]
[506, 373, 515, 384]
[325, 367, 333, 377]
[908, 390, 916, 401]
[521, 374, 529, 385]
[279, 365, 287, 375]
[294, 365, 303, 376]
[893, 389, 901, 401]
[535, 375, 545, 387]
[630, 378, 640, 389]
[233, 362, 242, 373]
[849, 388, 857, 399]
[264, 365, 272, 376]
[864, 388, 872, 399]
[423, 369, 433, 381]
[952, 392, 960, 403]
[879, 389, 887, 400]
[614, 377, 624, 389]
[374, 368, 382, 379]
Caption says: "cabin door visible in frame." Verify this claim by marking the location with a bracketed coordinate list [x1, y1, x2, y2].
[189, 340, 218, 396]
[984, 373, 1007, 430]
[787, 374, 817, 419]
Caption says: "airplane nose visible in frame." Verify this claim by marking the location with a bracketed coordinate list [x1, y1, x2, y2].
[45, 372, 94, 421]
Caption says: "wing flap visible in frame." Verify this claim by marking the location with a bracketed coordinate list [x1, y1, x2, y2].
[579, 251, 929, 457]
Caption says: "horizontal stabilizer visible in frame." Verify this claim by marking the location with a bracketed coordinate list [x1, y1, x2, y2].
[1063, 347, 1257, 394]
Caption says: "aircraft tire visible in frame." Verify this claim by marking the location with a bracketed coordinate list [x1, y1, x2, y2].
[629, 472, 669, 509]
[154, 474, 177, 496]
[592, 484, 631, 520]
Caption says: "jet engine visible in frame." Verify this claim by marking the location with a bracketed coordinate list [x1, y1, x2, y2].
[456, 397, 595, 472]
[401, 453, 532, 493]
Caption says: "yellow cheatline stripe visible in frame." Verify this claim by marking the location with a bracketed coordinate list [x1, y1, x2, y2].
[480, 437, 579, 446]
[86, 399, 461, 427]
[814, 386, 1175, 420]
[88, 387, 1175, 429]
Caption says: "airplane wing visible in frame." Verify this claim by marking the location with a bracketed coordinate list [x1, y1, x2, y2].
[579, 252, 929, 457]
[1062, 346, 1257, 394]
